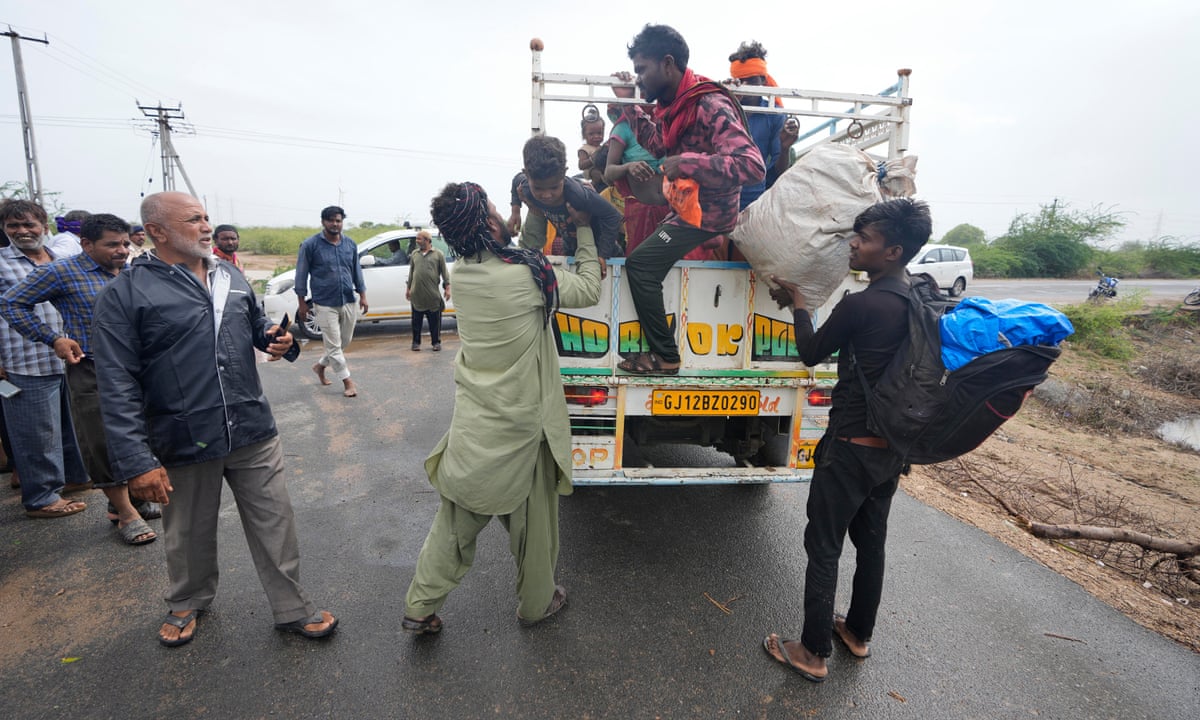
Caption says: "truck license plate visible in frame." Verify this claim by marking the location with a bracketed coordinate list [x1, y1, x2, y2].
[795, 439, 818, 469]
[651, 390, 759, 416]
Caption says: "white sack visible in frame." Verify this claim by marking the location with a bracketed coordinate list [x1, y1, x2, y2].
[730, 143, 916, 309]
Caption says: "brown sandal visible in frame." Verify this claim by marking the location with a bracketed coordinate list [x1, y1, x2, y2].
[25, 499, 87, 519]
[617, 352, 680, 375]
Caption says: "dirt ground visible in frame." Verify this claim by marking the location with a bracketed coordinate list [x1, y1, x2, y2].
[242, 252, 293, 274]
[904, 309, 1200, 653]
[244, 251, 1200, 652]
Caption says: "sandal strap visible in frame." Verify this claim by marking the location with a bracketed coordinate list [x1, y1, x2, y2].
[163, 610, 198, 629]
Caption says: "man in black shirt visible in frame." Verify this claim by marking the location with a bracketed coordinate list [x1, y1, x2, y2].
[763, 198, 932, 682]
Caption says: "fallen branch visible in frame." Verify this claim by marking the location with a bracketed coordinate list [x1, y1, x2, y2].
[703, 592, 732, 615]
[1028, 522, 1200, 557]
[957, 459, 1029, 527]
[1043, 632, 1086, 644]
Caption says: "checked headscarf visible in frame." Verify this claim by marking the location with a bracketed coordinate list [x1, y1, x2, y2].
[433, 181, 559, 325]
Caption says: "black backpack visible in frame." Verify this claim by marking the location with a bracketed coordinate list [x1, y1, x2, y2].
[853, 273, 1061, 465]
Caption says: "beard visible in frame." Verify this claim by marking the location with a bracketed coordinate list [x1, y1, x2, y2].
[171, 237, 213, 261]
[11, 234, 45, 251]
[489, 211, 513, 244]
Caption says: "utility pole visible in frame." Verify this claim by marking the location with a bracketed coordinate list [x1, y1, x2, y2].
[137, 102, 197, 197]
[4, 26, 49, 206]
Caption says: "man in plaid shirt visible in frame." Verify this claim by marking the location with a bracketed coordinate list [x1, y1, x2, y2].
[0, 200, 91, 519]
[0, 212, 157, 544]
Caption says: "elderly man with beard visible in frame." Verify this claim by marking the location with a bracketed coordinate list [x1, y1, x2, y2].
[0, 213, 159, 545]
[0, 199, 91, 519]
[401, 182, 601, 635]
[93, 191, 337, 647]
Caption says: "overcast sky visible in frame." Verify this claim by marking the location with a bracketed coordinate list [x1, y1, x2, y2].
[1, 1, 1195, 244]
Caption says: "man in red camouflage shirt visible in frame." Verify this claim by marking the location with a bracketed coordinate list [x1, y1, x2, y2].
[612, 23, 764, 375]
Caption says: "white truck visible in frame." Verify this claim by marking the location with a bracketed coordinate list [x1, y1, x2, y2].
[530, 41, 913, 486]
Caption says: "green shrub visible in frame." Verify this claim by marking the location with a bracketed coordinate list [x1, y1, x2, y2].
[238, 227, 313, 256]
[1061, 296, 1141, 360]
[1142, 239, 1200, 278]
[971, 246, 1035, 278]
[1088, 248, 1141, 279]
[236, 224, 407, 256]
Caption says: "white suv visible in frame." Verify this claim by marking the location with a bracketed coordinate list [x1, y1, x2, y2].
[907, 244, 973, 297]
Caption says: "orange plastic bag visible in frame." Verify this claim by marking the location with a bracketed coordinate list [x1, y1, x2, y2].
[663, 177, 702, 227]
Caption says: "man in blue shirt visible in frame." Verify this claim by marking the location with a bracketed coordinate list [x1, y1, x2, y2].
[728, 41, 800, 208]
[0, 213, 157, 544]
[294, 206, 368, 398]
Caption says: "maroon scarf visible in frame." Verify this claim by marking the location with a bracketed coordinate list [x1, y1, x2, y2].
[656, 68, 727, 150]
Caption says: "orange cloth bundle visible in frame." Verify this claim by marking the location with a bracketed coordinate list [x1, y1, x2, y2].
[663, 177, 702, 227]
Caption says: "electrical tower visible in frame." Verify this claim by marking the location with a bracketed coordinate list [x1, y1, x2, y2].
[137, 102, 197, 197]
[4, 26, 49, 206]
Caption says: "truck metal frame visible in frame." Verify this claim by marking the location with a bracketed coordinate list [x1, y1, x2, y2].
[530, 41, 912, 485]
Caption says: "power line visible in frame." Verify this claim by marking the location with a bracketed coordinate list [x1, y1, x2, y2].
[0, 113, 513, 166]
[44, 33, 171, 100]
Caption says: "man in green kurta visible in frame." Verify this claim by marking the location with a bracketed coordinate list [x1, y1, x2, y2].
[402, 181, 602, 634]
[405, 229, 451, 351]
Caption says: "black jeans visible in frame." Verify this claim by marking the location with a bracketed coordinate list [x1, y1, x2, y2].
[801, 437, 903, 657]
[412, 309, 442, 347]
[624, 223, 720, 363]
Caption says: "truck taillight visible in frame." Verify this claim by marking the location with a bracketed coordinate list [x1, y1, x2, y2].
[807, 388, 833, 406]
[565, 386, 609, 407]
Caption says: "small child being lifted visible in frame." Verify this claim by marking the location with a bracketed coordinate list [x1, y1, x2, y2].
[517, 134, 626, 269]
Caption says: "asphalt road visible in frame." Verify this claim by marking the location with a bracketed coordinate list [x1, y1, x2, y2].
[1, 324, 1197, 720]
[962, 278, 1198, 306]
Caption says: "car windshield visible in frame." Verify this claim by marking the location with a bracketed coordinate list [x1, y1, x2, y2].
[362, 233, 457, 264]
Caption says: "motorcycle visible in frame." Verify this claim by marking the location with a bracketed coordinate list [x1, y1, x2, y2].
[1186, 286, 1200, 307]
[1087, 268, 1119, 302]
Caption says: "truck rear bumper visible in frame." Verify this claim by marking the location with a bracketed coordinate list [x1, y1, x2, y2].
[572, 467, 811, 486]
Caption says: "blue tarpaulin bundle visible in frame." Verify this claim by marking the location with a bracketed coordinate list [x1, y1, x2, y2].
[940, 298, 1074, 371]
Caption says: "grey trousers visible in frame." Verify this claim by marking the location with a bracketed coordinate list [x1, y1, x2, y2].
[161, 436, 315, 624]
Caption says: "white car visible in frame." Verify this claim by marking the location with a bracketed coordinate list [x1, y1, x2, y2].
[907, 244, 973, 297]
[261, 229, 456, 340]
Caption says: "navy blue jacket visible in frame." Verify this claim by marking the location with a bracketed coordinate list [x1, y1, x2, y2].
[92, 253, 299, 482]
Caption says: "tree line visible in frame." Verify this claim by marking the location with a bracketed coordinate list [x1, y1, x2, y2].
[940, 201, 1200, 279]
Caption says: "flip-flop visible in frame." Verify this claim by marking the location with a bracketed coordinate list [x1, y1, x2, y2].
[117, 517, 157, 545]
[108, 501, 162, 524]
[833, 614, 871, 658]
[762, 634, 826, 683]
[275, 610, 339, 639]
[401, 614, 444, 635]
[159, 609, 199, 647]
[25, 499, 87, 519]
